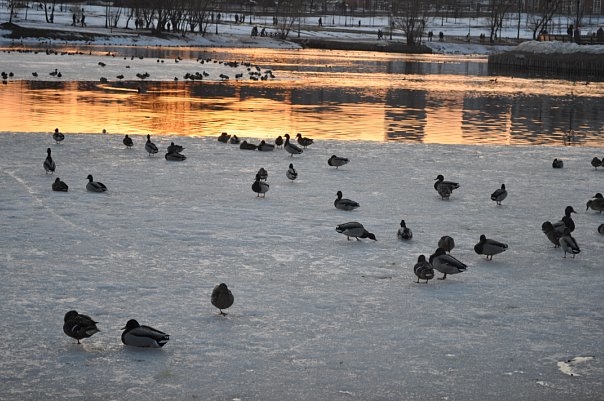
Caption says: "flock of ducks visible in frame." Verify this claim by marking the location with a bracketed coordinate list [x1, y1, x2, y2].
[63, 283, 234, 347]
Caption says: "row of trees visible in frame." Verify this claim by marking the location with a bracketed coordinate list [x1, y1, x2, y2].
[7, 0, 592, 43]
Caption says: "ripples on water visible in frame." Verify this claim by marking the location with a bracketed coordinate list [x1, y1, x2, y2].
[1, 46, 602, 146]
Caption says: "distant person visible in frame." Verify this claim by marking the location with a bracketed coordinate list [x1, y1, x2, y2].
[72, 13, 76, 26]
[260, 27, 266, 37]
[318, 17, 322, 27]
[567, 24, 574, 38]
[81, 13, 85, 27]
[597, 27, 603, 40]
[439, 31, 444, 41]
[167, 22, 171, 31]
[358, 20, 361, 27]
[428, 31, 433, 41]
[574, 27, 580, 44]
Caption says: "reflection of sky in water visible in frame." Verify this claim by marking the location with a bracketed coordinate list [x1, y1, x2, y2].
[0, 48, 602, 146]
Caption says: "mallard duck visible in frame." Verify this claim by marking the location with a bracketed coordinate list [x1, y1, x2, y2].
[86, 174, 107, 192]
[336, 222, 376, 241]
[258, 140, 275, 151]
[167, 142, 184, 154]
[229, 134, 240, 144]
[437, 235, 455, 253]
[334, 191, 359, 211]
[239, 140, 258, 150]
[413, 255, 434, 284]
[295, 133, 314, 148]
[434, 175, 459, 200]
[43, 148, 56, 174]
[63, 310, 99, 344]
[217, 132, 231, 143]
[552, 158, 564, 168]
[123, 134, 133, 148]
[145, 134, 158, 156]
[121, 319, 169, 348]
[252, 173, 269, 197]
[474, 234, 508, 260]
[590, 157, 602, 170]
[286, 163, 297, 182]
[560, 233, 580, 258]
[257, 167, 268, 181]
[165, 151, 186, 161]
[397, 220, 413, 240]
[52, 128, 64, 143]
[211, 283, 234, 315]
[490, 184, 507, 205]
[429, 247, 467, 280]
[552, 206, 576, 234]
[598, 224, 604, 235]
[284, 133, 303, 156]
[52, 177, 68, 192]
[541, 221, 562, 248]
[275, 135, 284, 148]
[328, 155, 349, 169]
[586, 197, 604, 213]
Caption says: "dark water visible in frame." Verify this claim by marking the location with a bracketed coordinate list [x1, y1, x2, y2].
[1, 45, 603, 146]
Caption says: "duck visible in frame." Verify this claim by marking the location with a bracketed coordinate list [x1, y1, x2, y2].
[560, 233, 580, 258]
[275, 135, 284, 148]
[256, 168, 267, 181]
[396, 219, 413, 240]
[286, 163, 298, 182]
[258, 140, 275, 151]
[541, 221, 563, 248]
[336, 222, 377, 241]
[239, 140, 258, 150]
[43, 148, 56, 174]
[252, 173, 269, 197]
[217, 132, 231, 143]
[598, 224, 604, 235]
[211, 283, 234, 315]
[434, 175, 459, 200]
[429, 247, 467, 280]
[334, 191, 359, 211]
[63, 310, 100, 344]
[295, 133, 314, 148]
[328, 155, 349, 169]
[165, 151, 186, 161]
[167, 142, 184, 154]
[413, 255, 434, 284]
[52, 128, 64, 143]
[52, 177, 68, 192]
[552, 158, 564, 168]
[123, 134, 133, 148]
[86, 174, 107, 192]
[474, 234, 508, 260]
[284, 133, 303, 156]
[229, 134, 240, 144]
[145, 134, 159, 156]
[437, 235, 455, 253]
[490, 184, 507, 205]
[586, 197, 604, 213]
[552, 206, 576, 234]
[591, 157, 602, 170]
[121, 319, 169, 348]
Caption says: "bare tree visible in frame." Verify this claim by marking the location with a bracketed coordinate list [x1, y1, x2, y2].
[527, 0, 563, 39]
[485, 0, 514, 42]
[274, 0, 304, 39]
[391, 0, 434, 46]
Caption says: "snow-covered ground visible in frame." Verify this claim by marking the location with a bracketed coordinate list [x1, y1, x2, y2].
[0, 131, 603, 400]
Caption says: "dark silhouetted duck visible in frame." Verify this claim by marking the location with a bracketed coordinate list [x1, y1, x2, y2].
[397, 219, 413, 240]
[165, 151, 186, 161]
[598, 224, 604, 235]
[43, 148, 56, 174]
[591, 157, 602, 170]
[230, 134, 240, 144]
[217, 132, 230, 143]
[336, 222, 376, 241]
[240, 140, 258, 150]
[257, 167, 268, 181]
[252, 173, 269, 197]
[211, 283, 234, 315]
[474, 234, 508, 260]
[334, 191, 359, 211]
[63, 310, 99, 344]
[284, 133, 303, 156]
[552, 158, 564, 168]
[490, 184, 507, 205]
[586, 196, 604, 213]
[52, 128, 64, 143]
[121, 319, 169, 348]
[437, 235, 455, 253]
[286, 163, 298, 182]
[295, 133, 314, 148]
[328, 155, 349, 169]
[552, 206, 576, 234]
[429, 248, 467, 280]
[560, 233, 580, 258]
[275, 135, 284, 148]
[413, 255, 434, 284]
[123, 134, 133, 148]
[86, 175, 107, 192]
[52, 177, 68, 192]
[145, 134, 159, 156]
[258, 140, 275, 151]
[541, 221, 562, 248]
[434, 175, 459, 200]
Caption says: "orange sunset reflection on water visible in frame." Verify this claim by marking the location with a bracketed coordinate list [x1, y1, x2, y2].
[1, 47, 603, 146]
